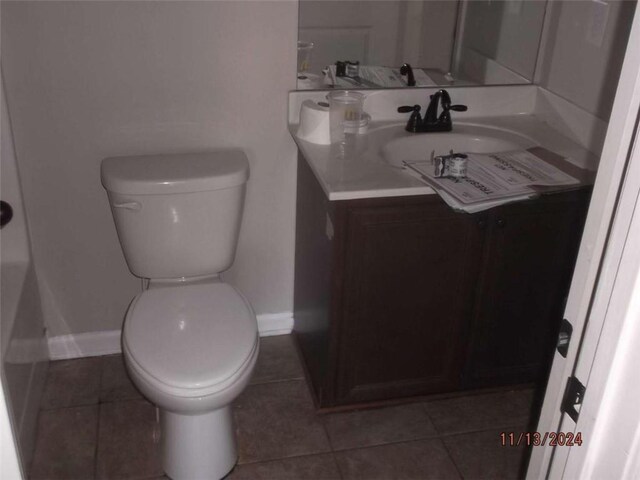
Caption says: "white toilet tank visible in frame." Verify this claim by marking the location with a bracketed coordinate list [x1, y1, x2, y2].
[101, 151, 249, 279]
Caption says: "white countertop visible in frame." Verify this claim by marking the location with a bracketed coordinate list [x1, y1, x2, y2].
[290, 114, 599, 201]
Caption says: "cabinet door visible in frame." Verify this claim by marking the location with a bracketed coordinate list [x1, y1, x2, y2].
[465, 191, 589, 388]
[335, 197, 485, 404]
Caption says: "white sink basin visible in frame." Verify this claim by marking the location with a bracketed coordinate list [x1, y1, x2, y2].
[382, 123, 538, 168]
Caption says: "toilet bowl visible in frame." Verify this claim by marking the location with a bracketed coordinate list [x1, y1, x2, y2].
[101, 151, 258, 479]
[123, 280, 258, 479]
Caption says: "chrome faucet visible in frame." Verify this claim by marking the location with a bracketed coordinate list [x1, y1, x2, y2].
[397, 89, 468, 133]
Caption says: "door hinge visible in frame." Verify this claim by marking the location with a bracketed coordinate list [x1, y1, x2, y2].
[561, 376, 586, 422]
[557, 318, 573, 358]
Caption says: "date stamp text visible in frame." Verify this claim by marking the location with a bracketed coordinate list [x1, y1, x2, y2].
[500, 431, 583, 447]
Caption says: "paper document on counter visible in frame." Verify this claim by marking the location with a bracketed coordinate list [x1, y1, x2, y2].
[404, 150, 579, 213]
[473, 151, 579, 187]
[327, 66, 436, 88]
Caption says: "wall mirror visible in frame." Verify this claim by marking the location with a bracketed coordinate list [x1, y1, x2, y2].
[297, 0, 547, 89]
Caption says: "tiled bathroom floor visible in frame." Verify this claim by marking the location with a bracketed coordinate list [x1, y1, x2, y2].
[30, 335, 533, 479]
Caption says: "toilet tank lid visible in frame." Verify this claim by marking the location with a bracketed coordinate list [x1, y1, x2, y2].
[101, 150, 249, 195]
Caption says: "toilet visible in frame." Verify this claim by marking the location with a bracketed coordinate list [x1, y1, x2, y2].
[100, 151, 259, 480]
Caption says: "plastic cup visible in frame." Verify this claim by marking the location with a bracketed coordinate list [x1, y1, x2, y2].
[328, 91, 364, 144]
[297, 41, 314, 74]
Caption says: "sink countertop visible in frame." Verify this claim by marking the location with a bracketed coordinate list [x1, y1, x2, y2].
[290, 114, 599, 201]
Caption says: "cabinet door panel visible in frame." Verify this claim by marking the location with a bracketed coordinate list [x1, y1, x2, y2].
[465, 192, 589, 388]
[336, 199, 484, 404]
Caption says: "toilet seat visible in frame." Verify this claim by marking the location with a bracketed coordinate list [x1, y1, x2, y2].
[122, 282, 258, 399]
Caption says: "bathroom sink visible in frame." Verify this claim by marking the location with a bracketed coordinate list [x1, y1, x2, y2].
[381, 123, 538, 168]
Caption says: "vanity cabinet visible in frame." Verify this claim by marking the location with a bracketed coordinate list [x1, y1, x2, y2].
[335, 191, 484, 405]
[294, 157, 589, 409]
[462, 194, 589, 389]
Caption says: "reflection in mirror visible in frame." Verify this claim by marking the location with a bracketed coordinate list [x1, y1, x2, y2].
[297, 0, 547, 89]
[456, 0, 547, 84]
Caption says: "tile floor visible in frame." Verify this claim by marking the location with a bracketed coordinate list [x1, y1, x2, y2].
[30, 335, 533, 479]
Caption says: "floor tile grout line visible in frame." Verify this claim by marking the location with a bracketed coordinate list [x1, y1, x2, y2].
[99, 396, 141, 405]
[420, 397, 533, 438]
[329, 436, 465, 479]
[98, 354, 107, 404]
[329, 451, 345, 480]
[248, 376, 306, 387]
[327, 430, 444, 454]
[315, 404, 339, 454]
[440, 424, 532, 480]
[297, 422, 530, 460]
[41, 356, 103, 411]
[322, 403, 442, 453]
[434, 422, 533, 440]
[438, 433, 466, 480]
[93, 402, 102, 480]
[237, 450, 335, 467]
[39, 400, 101, 412]
[305, 383, 336, 459]
[340, 436, 442, 456]
[421, 400, 454, 438]
[319, 414, 340, 454]
[40, 395, 152, 415]
[308, 420, 530, 457]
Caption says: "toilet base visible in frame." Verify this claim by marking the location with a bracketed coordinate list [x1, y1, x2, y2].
[161, 406, 237, 480]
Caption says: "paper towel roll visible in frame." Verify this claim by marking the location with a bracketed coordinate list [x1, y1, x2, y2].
[296, 100, 331, 144]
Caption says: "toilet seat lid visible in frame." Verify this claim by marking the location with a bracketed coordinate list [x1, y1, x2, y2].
[123, 282, 257, 391]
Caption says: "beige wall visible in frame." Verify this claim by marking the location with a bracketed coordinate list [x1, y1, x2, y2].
[1, 74, 29, 264]
[1, 1, 298, 336]
[538, 0, 636, 120]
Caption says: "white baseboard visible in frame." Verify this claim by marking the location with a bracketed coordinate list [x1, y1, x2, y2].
[48, 330, 122, 360]
[47, 312, 294, 360]
[256, 312, 294, 337]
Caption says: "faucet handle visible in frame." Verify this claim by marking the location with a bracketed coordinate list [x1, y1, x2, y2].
[398, 105, 421, 113]
[398, 105, 422, 132]
[439, 103, 467, 123]
[437, 102, 468, 125]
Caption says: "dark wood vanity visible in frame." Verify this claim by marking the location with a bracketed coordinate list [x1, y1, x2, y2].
[294, 156, 590, 409]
